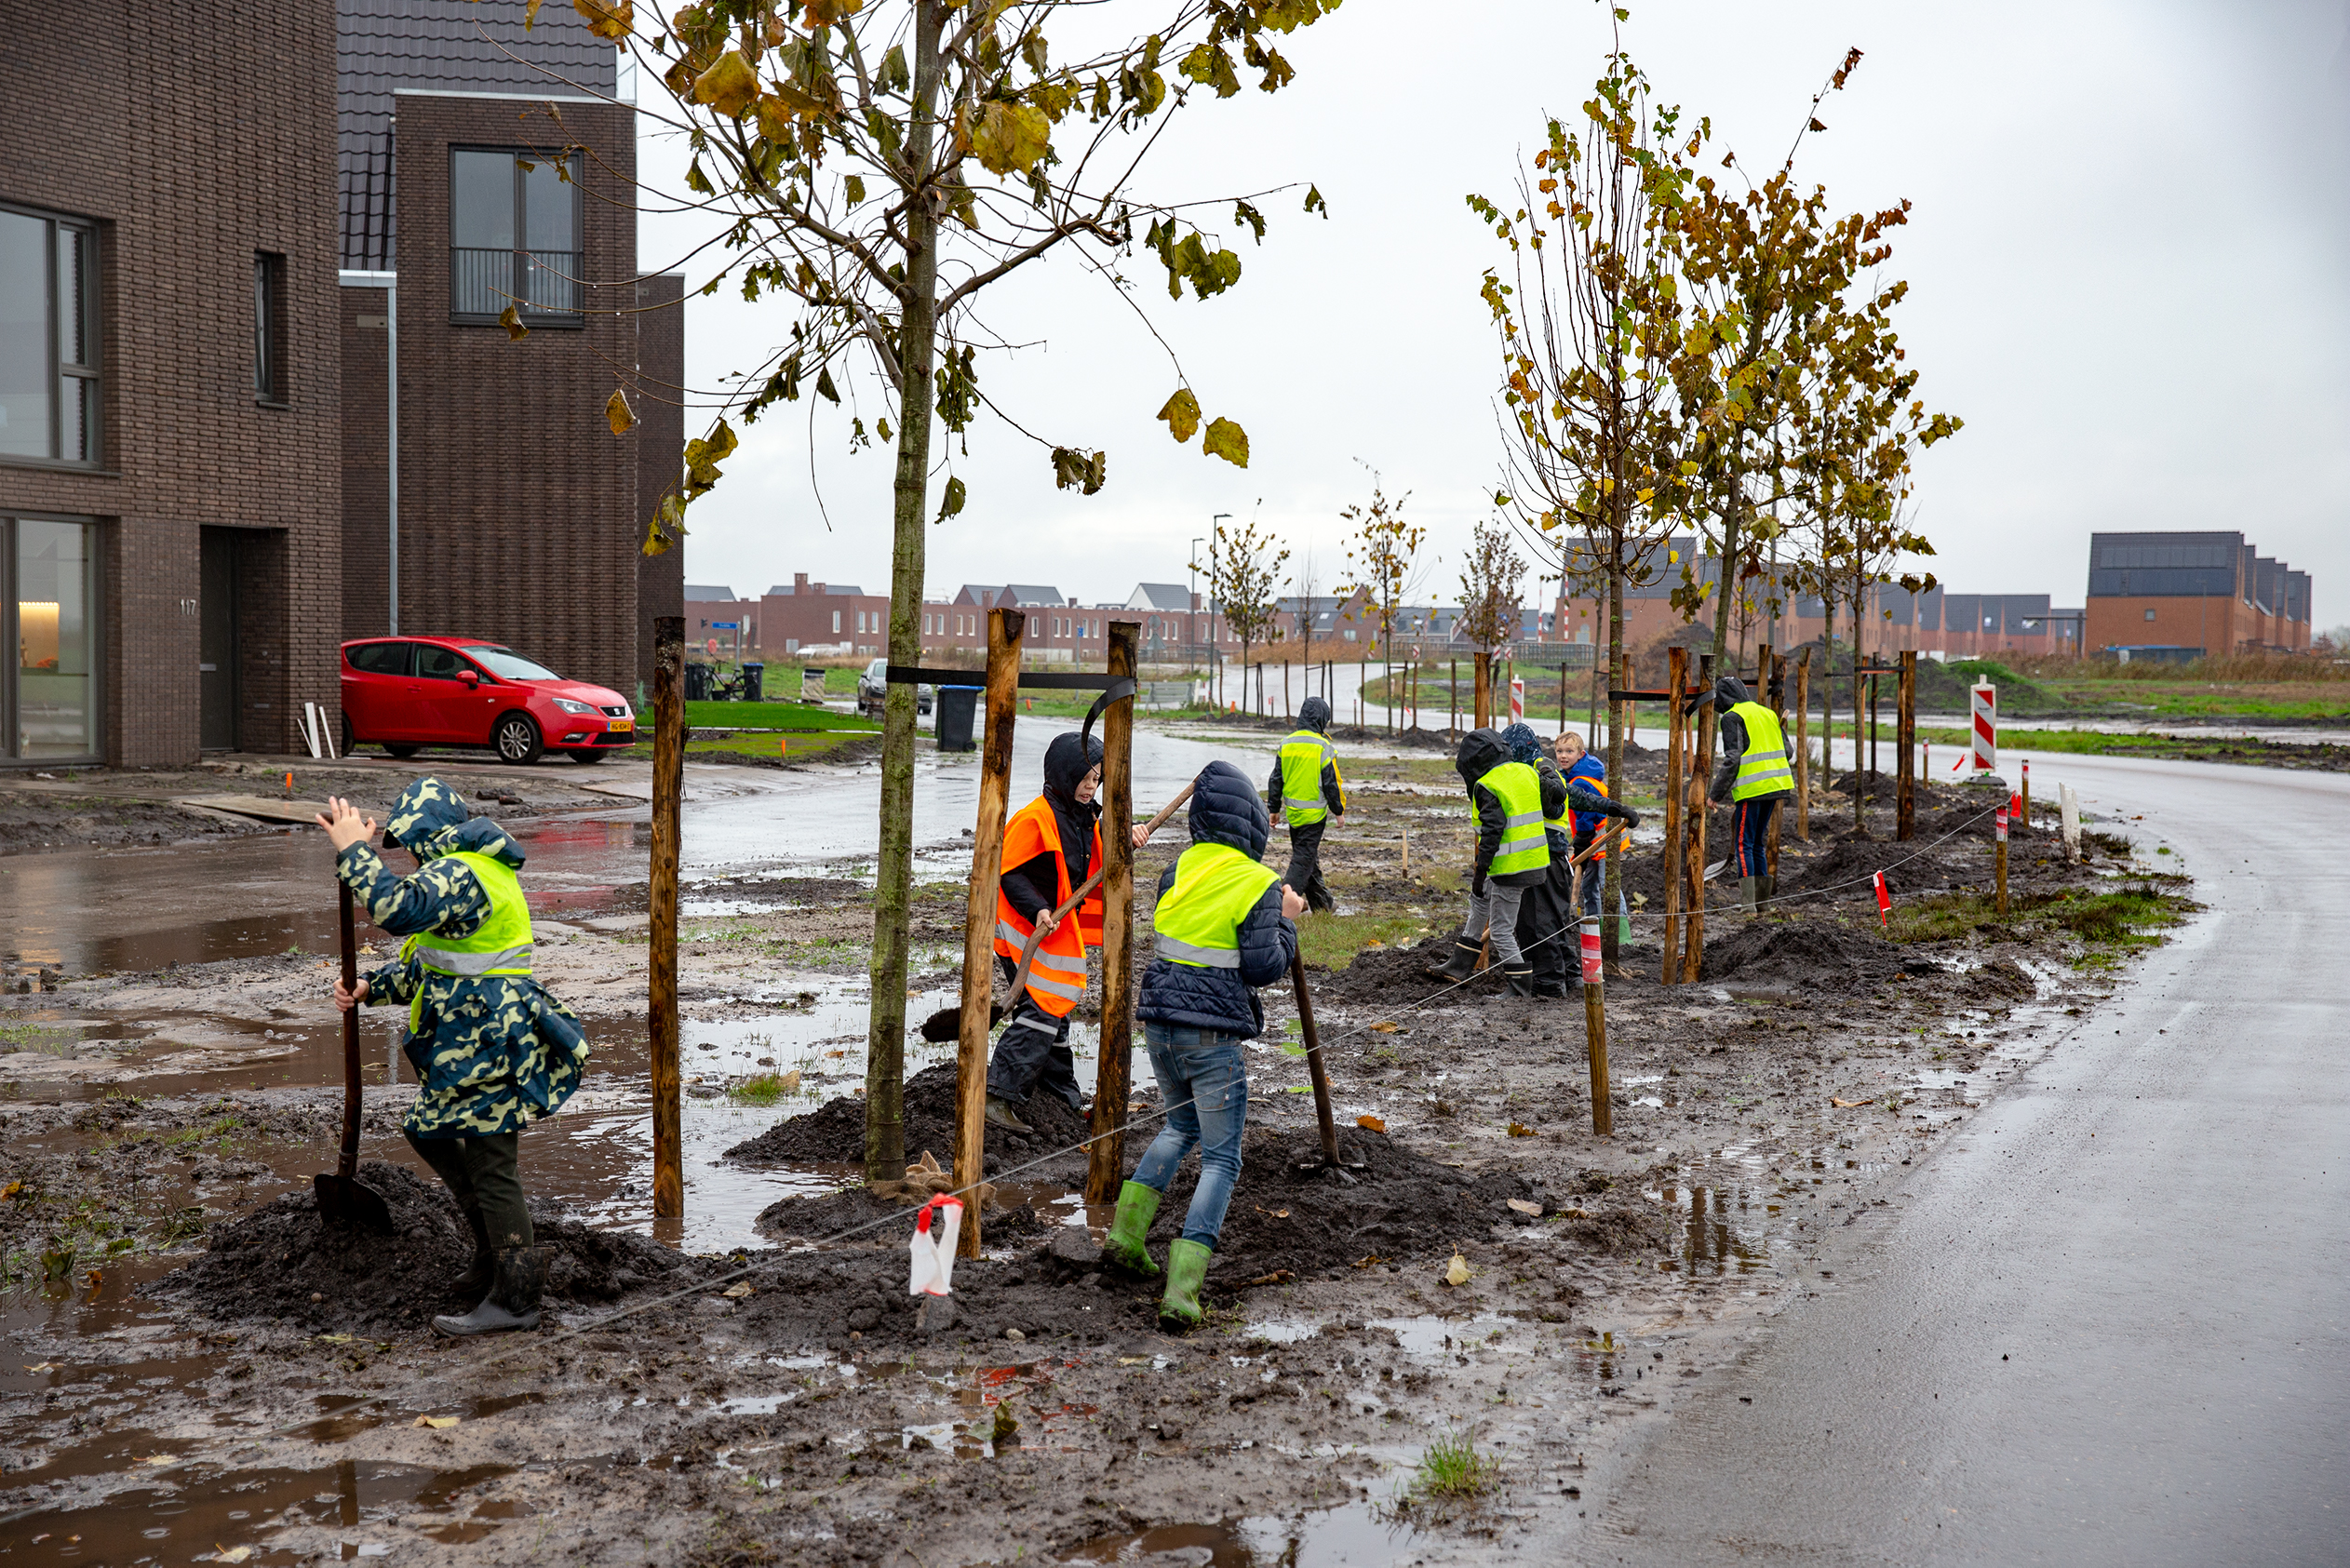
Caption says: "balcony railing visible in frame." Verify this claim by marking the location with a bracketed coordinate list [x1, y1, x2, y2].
[450, 248, 582, 320]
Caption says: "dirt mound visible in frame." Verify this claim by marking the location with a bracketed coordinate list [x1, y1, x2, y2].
[1963, 957, 2038, 1001]
[1311, 941, 1494, 1008]
[723, 1061, 1110, 1180]
[1786, 838, 1944, 902]
[160, 1160, 714, 1333]
[1698, 920, 1921, 992]
[1918, 799, 2007, 841]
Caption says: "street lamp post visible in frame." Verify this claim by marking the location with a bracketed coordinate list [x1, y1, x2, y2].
[1188, 534, 1204, 699]
[1209, 514, 1231, 709]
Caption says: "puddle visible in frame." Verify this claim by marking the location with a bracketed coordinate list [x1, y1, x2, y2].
[1064, 1501, 1418, 1566]
[1366, 1314, 1511, 1357]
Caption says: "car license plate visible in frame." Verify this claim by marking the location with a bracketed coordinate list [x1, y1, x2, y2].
[610, 719, 633, 733]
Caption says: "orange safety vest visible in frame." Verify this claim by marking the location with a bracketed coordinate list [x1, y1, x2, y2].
[992, 796, 1105, 1017]
[1564, 775, 1612, 860]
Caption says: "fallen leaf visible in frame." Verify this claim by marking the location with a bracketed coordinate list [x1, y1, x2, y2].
[1444, 1252, 1472, 1287]
[1507, 1121, 1536, 1138]
[23, 1362, 56, 1373]
[314, 1333, 354, 1344]
[214, 1548, 255, 1564]
[1246, 1270, 1293, 1287]
[135, 1454, 175, 1466]
[720, 1281, 755, 1299]
[1506, 1198, 1543, 1217]
[1831, 1098, 1873, 1108]
[1356, 1115, 1387, 1133]
[414, 1415, 460, 1429]
[1117, 1356, 1148, 1365]
[1369, 1021, 1399, 1034]
[1351, 1253, 1387, 1269]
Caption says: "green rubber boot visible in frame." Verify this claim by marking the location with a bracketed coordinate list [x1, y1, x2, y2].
[1101, 1181, 1162, 1278]
[1159, 1239, 1213, 1330]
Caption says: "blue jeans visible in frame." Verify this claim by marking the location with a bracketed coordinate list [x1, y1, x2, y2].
[1133, 1023, 1249, 1249]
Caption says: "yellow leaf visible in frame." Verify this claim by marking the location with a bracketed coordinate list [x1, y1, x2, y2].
[571, 0, 633, 40]
[1506, 1198, 1543, 1216]
[694, 50, 760, 119]
[1355, 1114, 1385, 1133]
[1507, 1120, 1536, 1138]
[970, 101, 1052, 175]
[1155, 386, 1201, 445]
[721, 1281, 755, 1299]
[414, 1414, 460, 1429]
[135, 1454, 176, 1466]
[1369, 1021, 1399, 1034]
[1831, 1097, 1873, 1108]
[1444, 1252, 1472, 1287]
[605, 388, 637, 435]
[802, 0, 863, 23]
[523, 0, 542, 26]
[1202, 417, 1249, 469]
[499, 305, 530, 342]
[214, 1548, 254, 1564]
[314, 1333, 354, 1344]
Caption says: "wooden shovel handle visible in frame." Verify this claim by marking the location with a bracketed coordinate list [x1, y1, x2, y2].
[337, 882, 363, 1182]
[1005, 781, 1195, 1002]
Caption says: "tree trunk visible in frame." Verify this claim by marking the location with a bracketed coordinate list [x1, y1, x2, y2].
[1852, 561, 1866, 834]
[1472, 650, 1491, 729]
[1600, 530, 1625, 967]
[862, 1, 944, 1184]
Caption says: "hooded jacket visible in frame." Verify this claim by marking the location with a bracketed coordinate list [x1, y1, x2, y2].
[1139, 760, 1297, 1039]
[1265, 695, 1346, 824]
[1000, 730, 1105, 923]
[1457, 729, 1565, 891]
[344, 777, 586, 1139]
[1708, 674, 1755, 804]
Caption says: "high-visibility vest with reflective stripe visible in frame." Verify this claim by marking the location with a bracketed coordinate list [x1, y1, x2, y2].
[992, 795, 1104, 1017]
[1152, 842, 1281, 969]
[1481, 761, 1551, 877]
[1277, 729, 1342, 826]
[401, 849, 533, 1031]
[1729, 701, 1794, 801]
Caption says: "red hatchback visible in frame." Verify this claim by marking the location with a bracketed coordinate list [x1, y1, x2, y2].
[340, 637, 635, 765]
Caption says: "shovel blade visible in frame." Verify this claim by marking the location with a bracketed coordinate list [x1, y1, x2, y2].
[919, 1001, 1006, 1043]
[315, 1173, 395, 1234]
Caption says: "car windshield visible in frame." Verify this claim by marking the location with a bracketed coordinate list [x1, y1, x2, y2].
[469, 646, 561, 682]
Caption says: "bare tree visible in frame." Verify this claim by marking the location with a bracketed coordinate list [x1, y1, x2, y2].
[1338, 476, 1427, 734]
[1214, 514, 1289, 718]
[1457, 517, 1528, 728]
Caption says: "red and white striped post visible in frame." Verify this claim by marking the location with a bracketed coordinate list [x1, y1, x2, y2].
[1994, 806, 2010, 916]
[1579, 915, 1609, 1136]
[1969, 682, 1997, 774]
[1510, 677, 1525, 725]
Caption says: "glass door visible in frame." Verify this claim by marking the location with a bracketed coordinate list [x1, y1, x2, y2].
[7, 516, 99, 761]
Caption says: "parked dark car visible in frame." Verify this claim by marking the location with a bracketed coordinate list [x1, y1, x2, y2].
[856, 657, 931, 717]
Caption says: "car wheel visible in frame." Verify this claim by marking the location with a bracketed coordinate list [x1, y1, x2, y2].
[493, 713, 544, 765]
[568, 748, 608, 765]
[384, 744, 421, 758]
[340, 710, 356, 756]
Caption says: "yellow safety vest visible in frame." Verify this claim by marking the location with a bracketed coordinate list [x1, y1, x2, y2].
[1483, 761, 1551, 877]
[1152, 842, 1281, 969]
[400, 849, 534, 1029]
[1277, 729, 1342, 826]
[1729, 701, 1794, 801]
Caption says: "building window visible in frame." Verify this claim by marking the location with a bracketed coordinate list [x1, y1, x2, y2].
[2145, 608, 2156, 622]
[253, 251, 287, 405]
[0, 208, 99, 465]
[450, 149, 582, 323]
[831, 610, 840, 634]
[4, 516, 99, 759]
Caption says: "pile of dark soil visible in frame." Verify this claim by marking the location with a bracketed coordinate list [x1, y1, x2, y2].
[723, 1061, 1112, 1180]
[1828, 771, 1917, 804]
[1313, 942, 1492, 1007]
[160, 1160, 715, 1333]
[1917, 798, 2009, 842]
[1962, 957, 2038, 1000]
[1786, 838, 1947, 902]
[1698, 920, 1937, 992]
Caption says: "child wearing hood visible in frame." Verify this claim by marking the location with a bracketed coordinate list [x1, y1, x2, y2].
[1501, 722, 1576, 998]
[986, 730, 1149, 1131]
[1102, 759, 1304, 1328]
[1264, 694, 1346, 914]
[317, 778, 587, 1337]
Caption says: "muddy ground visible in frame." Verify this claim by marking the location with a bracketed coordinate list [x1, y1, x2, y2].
[0, 740, 2196, 1565]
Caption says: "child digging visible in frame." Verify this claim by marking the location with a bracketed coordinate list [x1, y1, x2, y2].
[317, 779, 587, 1337]
[1100, 760, 1304, 1328]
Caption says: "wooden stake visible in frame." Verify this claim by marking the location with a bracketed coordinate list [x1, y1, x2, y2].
[1684, 652, 1714, 985]
[1085, 622, 1140, 1206]
[1793, 649, 1812, 842]
[1995, 808, 2010, 917]
[1767, 650, 1786, 876]
[1473, 650, 1492, 730]
[1402, 827, 1410, 877]
[1580, 916, 1611, 1135]
[1450, 657, 1458, 737]
[649, 615, 685, 1221]
[955, 608, 1025, 1256]
[1662, 646, 1687, 986]
[1897, 650, 1917, 842]
[1292, 954, 1341, 1165]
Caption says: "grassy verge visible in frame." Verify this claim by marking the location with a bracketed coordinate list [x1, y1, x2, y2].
[1295, 910, 1436, 972]
[680, 700, 872, 730]
[1888, 882, 2198, 967]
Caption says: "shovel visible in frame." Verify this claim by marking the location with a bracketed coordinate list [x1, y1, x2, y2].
[919, 782, 1196, 1044]
[1289, 951, 1363, 1177]
[315, 880, 393, 1232]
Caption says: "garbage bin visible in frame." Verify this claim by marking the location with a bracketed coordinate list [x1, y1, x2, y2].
[802, 666, 826, 701]
[740, 662, 764, 703]
[684, 662, 713, 702]
[936, 686, 980, 752]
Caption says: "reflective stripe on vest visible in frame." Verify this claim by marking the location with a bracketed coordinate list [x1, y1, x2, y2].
[403, 849, 534, 1031]
[992, 795, 1102, 1017]
[1278, 730, 1338, 824]
[1729, 702, 1794, 800]
[1150, 841, 1281, 971]
[1483, 761, 1551, 877]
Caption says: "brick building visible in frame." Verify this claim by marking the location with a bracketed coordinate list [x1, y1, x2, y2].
[337, 0, 683, 703]
[682, 584, 754, 659]
[1, 0, 345, 765]
[759, 574, 891, 656]
[2082, 531, 2312, 656]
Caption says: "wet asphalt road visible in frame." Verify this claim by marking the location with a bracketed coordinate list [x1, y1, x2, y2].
[1588, 750, 2350, 1566]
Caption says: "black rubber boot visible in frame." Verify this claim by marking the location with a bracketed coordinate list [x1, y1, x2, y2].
[1503, 967, 1537, 998]
[984, 1094, 1032, 1133]
[1532, 978, 1572, 998]
[433, 1247, 545, 1337]
[1425, 942, 1482, 982]
[450, 1207, 494, 1299]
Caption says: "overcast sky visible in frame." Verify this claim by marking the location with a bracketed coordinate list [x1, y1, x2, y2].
[637, 0, 2349, 628]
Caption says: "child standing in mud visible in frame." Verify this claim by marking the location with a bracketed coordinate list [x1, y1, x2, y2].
[317, 778, 587, 1337]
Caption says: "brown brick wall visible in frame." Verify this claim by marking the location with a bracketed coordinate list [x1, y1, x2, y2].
[2086, 596, 2243, 655]
[340, 283, 393, 640]
[0, 0, 342, 767]
[377, 92, 649, 699]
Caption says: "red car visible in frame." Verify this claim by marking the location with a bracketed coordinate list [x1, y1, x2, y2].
[340, 637, 635, 765]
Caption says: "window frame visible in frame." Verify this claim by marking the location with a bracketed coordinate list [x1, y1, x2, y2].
[252, 250, 288, 407]
[447, 147, 585, 328]
[1, 512, 103, 765]
[0, 203, 101, 469]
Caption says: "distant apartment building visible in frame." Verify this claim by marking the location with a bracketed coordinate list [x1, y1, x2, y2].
[682, 585, 754, 657]
[2084, 531, 2312, 656]
[758, 574, 891, 656]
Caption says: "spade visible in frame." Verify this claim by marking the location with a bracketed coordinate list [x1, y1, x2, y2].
[315, 880, 393, 1232]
